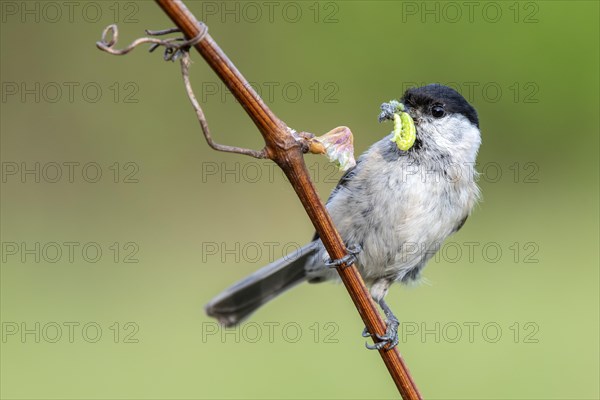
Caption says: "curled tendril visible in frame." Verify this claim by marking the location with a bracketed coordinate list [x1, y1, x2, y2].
[95, 23, 266, 159]
[96, 23, 208, 61]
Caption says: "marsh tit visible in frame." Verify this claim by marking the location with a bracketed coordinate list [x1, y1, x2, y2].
[205, 84, 481, 349]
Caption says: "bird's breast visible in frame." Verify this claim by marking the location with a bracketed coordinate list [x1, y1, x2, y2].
[328, 156, 478, 282]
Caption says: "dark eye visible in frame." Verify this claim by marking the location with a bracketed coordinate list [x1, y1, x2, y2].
[431, 105, 445, 118]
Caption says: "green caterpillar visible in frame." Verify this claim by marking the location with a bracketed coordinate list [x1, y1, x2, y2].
[390, 110, 416, 151]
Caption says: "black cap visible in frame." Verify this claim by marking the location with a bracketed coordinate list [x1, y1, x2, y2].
[401, 84, 479, 128]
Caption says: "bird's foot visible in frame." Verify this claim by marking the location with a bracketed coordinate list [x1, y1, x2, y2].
[363, 298, 400, 350]
[325, 244, 362, 269]
[363, 316, 400, 350]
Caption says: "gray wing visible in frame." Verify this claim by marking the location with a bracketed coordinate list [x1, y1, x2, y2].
[312, 159, 361, 241]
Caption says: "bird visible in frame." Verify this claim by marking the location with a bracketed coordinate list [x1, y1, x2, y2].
[205, 84, 481, 349]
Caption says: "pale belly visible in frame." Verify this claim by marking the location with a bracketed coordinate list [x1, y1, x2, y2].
[310, 162, 478, 284]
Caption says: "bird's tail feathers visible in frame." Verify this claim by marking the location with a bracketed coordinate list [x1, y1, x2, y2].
[204, 242, 317, 327]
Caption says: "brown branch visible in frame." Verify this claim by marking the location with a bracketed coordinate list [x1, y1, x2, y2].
[152, 1, 422, 398]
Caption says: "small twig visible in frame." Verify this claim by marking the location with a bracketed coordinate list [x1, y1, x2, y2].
[96, 23, 207, 61]
[179, 52, 267, 159]
[97, 24, 266, 159]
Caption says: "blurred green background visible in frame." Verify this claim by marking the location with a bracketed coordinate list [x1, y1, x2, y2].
[1, 1, 598, 399]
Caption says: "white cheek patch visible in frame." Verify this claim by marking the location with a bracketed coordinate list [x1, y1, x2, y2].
[424, 114, 481, 164]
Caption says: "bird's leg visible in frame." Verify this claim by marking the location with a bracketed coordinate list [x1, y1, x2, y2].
[364, 298, 400, 350]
